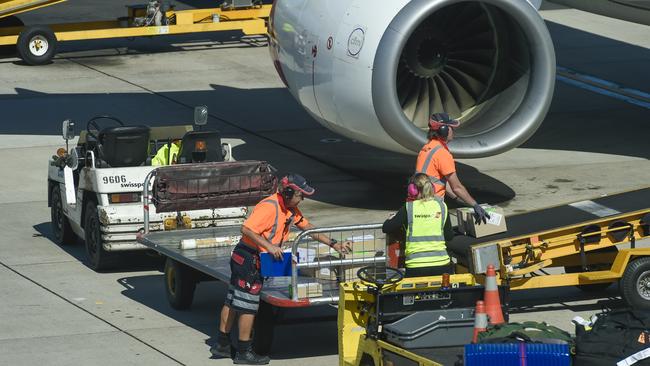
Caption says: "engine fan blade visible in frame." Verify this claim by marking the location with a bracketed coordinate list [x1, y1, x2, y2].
[440, 71, 476, 112]
[428, 78, 444, 115]
[402, 78, 421, 120]
[413, 79, 431, 128]
[435, 75, 461, 118]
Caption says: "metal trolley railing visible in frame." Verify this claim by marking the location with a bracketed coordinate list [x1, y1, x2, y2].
[289, 223, 387, 302]
[142, 161, 277, 234]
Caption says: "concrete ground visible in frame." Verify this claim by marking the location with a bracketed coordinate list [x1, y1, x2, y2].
[0, 1, 648, 365]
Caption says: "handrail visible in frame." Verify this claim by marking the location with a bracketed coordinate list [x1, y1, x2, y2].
[290, 223, 385, 301]
[142, 168, 158, 234]
[86, 150, 96, 169]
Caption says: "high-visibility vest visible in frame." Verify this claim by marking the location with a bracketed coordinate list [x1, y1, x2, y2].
[405, 198, 450, 268]
[152, 142, 180, 166]
[415, 139, 451, 197]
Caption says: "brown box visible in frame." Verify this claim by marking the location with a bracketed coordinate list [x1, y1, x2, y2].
[456, 205, 507, 238]
[298, 238, 386, 282]
[289, 282, 323, 299]
[300, 254, 341, 281]
[342, 239, 386, 282]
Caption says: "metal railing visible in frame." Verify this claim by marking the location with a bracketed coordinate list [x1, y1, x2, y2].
[289, 223, 387, 301]
[142, 168, 156, 234]
[141, 161, 277, 234]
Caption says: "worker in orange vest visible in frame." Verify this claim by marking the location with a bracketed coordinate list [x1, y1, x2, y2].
[415, 113, 489, 224]
[212, 173, 351, 364]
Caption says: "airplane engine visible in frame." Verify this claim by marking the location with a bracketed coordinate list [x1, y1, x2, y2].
[269, 0, 555, 157]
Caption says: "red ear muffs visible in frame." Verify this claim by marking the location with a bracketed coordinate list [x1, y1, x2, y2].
[407, 183, 419, 198]
[281, 176, 289, 188]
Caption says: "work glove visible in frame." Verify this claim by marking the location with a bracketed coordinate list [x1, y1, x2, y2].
[473, 204, 491, 225]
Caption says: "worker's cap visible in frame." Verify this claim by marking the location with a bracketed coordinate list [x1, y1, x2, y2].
[281, 173, 315, 196]
[428, 113, 460, 130]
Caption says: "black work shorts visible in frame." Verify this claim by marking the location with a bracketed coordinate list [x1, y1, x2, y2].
[224, 242, 263, 314]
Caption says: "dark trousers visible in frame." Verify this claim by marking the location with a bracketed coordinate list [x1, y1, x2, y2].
[405, 263, 454, 278]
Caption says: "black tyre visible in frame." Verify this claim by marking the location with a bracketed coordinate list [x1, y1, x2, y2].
[164, 258, 197, 310]
[253, 301, 276, 355]
[620, 257, 650, 310]
[84, 201, 116, 271]
[50, 185, 76, 245]
[0, 16, 23, 57]
[17, 25, 57, 65]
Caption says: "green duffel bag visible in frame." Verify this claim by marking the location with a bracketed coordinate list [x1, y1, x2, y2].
[477, 321, 574, 347]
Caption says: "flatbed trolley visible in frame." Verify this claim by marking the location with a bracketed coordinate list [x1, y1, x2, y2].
[137, 162, 387, 355]
[0, 0, 270, 65]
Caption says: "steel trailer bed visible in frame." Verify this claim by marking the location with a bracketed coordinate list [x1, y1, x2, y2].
[138, 226, 342, 308]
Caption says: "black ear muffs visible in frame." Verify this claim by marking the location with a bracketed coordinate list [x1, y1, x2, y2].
[282, 187, 295, 201]
[438, 124, 449, 139]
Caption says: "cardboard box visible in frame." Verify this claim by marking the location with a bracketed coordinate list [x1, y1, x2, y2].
[296, 242, 333, 262]
[456, 205, 507, 238]
[289, 282, 323, 299]
[296, 241, 341, 280]
[341, 238, 386, 282]
[297, 236, 387, 282]
[299, 254, 341, 281]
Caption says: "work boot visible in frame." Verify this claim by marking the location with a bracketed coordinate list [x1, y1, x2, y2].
[233, 340, 270, 365]
[209, 331, 232, 358]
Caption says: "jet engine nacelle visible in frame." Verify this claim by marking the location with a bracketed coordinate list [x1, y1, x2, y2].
[269, 0, 555, 158]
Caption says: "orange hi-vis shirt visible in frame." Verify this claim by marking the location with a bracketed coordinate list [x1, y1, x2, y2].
[415, 138, 456, 197]
[241, 193, 310, 252]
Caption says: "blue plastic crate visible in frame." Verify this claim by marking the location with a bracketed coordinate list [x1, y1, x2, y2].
[260, 252, 294, 277]
[464, 343, 570, 366]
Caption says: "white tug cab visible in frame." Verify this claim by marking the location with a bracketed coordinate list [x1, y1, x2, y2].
[47, 106, 247, 270]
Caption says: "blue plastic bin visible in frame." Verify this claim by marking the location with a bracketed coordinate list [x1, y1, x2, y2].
[464, 343, 570, 366]
[260, 252, 294, 277]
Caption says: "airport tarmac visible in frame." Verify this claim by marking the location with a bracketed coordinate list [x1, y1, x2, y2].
[0, 1, 648, 365]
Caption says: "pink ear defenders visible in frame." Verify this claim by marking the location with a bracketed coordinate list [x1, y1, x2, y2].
[407, 183, 419, 198]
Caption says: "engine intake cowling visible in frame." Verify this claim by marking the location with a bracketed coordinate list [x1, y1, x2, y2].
[270, 0, 555, 158]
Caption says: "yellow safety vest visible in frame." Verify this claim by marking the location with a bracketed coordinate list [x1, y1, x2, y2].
[151, 142, 180, 166]
[405, 198, 450, 268]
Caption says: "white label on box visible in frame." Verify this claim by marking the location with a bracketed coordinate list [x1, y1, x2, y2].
[297, 248, 316, 262]
[485, 212, 503, 226]
[320, 268, 331, 276]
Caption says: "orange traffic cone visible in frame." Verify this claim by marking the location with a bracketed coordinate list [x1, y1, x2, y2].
[472, 300, 488, 343]
[484, 264, 505, 325]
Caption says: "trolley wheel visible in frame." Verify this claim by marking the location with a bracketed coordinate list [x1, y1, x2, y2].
[84, 201, 118, 271]
[253, 301, 276, 355]
[164, 258, 197, 310]
[17, 25, 57, 65]
[50, 185, 76, 245]
[620, 257, 650, 310]
[0, 16, 23, 57]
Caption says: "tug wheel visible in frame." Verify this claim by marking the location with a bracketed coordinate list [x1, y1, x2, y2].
[50, 185, 76, 245]
[84, 201, 117, 271]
